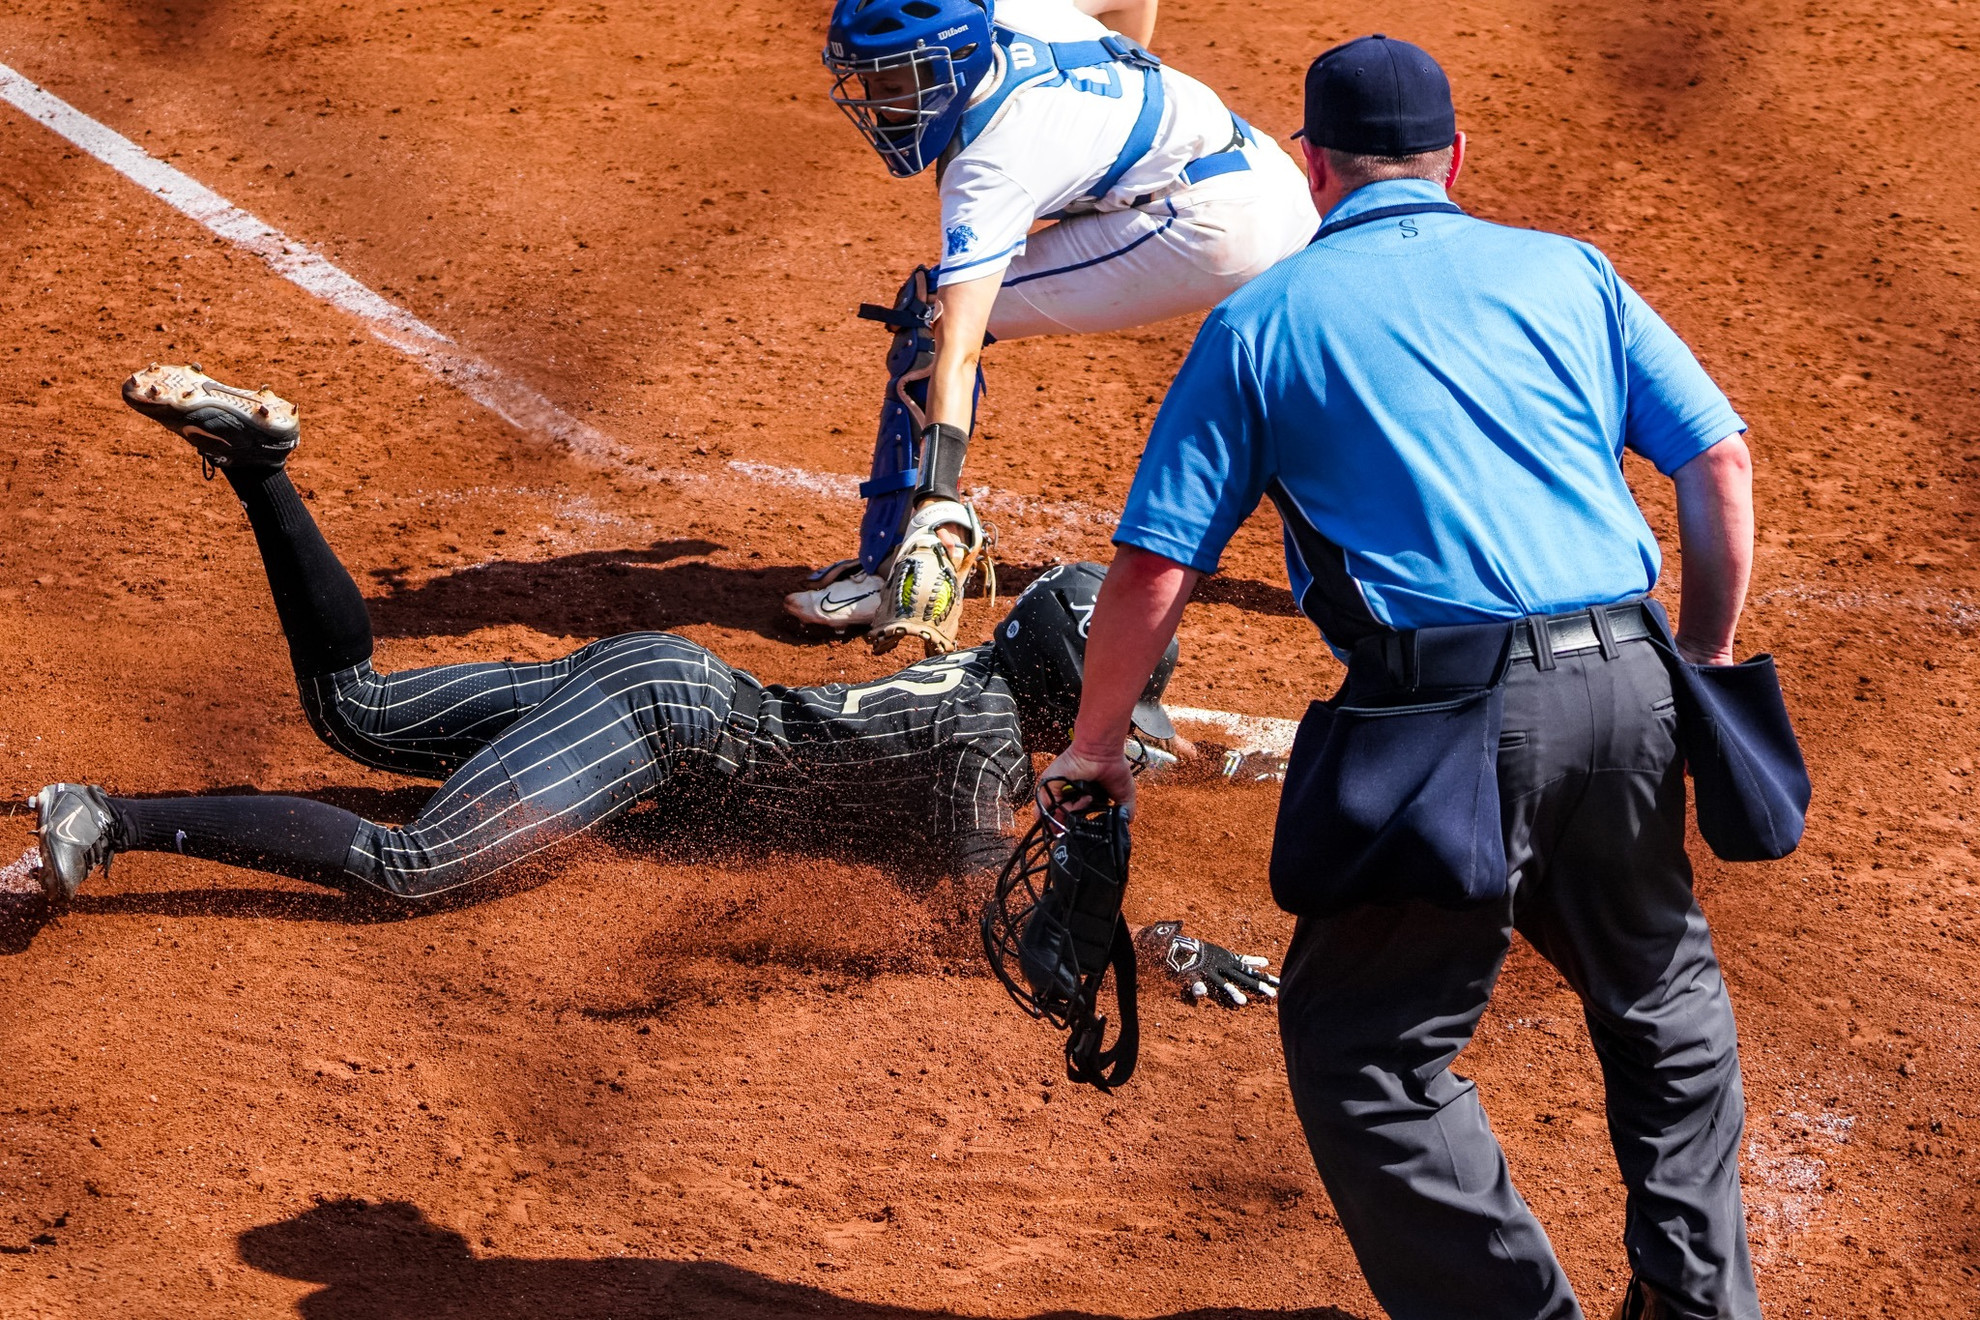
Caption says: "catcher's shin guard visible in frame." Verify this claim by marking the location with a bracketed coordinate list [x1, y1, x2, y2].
[855, 266, 984, 574]
[869, 498, 992, 657]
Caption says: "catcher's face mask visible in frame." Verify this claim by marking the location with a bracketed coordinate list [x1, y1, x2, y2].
[822, 0, 994, 177]
[826, 45, 971, 175]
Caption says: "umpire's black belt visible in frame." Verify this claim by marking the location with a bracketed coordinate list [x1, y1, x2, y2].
[1357, 601, 1651, 695]
[1508, 601, 1652, 668]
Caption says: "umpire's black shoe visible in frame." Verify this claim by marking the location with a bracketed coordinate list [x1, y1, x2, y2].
[28, 783, 121, 902]
[121, 363, 299, 474]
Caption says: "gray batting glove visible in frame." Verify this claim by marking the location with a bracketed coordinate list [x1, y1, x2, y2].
[1135, 920, 1280, 1009]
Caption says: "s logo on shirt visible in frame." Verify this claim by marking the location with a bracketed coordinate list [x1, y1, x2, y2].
[945, 222, 978, 256]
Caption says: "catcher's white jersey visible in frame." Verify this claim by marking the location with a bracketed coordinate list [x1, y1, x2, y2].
[935, 0, 1318, 339]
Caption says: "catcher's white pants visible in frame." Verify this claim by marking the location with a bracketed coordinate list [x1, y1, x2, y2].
[986, 131, 1318, 339]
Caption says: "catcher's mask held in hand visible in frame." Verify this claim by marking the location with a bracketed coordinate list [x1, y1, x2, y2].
[980, 779, 1139, 1090]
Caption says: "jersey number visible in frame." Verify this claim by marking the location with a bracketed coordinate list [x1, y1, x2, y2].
[841, 654, 970, 714]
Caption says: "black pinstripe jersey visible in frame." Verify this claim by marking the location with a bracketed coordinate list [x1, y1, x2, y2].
[733, 645, 1034, 877]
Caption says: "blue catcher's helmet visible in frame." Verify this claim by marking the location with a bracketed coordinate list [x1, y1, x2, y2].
[824, 0, 996, 177]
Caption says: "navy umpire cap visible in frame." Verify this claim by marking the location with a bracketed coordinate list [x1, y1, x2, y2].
[1298, 35, 1456, 155]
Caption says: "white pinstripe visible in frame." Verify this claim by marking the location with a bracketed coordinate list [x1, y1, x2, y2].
[304, 637, 1030, 898]
[386, 682, 725, 838]
[304, 632, 674, 769]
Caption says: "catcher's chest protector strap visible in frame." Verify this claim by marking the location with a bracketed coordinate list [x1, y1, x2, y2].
[955, 29, 1166, 215]
[854, 267, 984, 575]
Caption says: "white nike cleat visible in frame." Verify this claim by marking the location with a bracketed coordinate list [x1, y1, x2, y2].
[784, 559, 884, 630]
[29, 783, 120, 902]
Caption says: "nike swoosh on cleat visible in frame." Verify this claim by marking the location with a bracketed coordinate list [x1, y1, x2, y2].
[817, 584, 879, 616]
[54, 804, 93, 846]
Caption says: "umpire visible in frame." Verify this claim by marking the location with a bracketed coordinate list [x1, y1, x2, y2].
[1042, 34, 1761, 1320]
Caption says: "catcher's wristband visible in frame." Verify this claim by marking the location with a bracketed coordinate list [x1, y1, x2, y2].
[915, 422, 970, 504]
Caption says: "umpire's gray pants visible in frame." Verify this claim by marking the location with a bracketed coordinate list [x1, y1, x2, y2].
[1278, 642, 1761, 1320]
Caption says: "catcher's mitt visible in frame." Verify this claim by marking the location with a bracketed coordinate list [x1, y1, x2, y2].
[869, 497, 993, 657]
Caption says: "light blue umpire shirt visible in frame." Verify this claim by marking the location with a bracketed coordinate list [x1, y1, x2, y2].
[1116, 177, 1746, 655]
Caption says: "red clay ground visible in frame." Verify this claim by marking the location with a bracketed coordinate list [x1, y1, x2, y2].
[1, 0, 1977, 1315]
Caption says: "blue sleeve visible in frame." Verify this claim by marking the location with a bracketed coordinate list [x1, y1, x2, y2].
[1616, 276, 1747, 475]
[1114, 313, 1274, 573]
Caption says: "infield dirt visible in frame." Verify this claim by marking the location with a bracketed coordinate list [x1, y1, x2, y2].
[2, 0, 1978, 1316]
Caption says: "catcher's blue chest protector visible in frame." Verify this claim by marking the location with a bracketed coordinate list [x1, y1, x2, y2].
[855, 29, 1165, 573]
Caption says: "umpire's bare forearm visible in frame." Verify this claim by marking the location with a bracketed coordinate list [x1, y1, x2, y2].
[1671, 434, 1754, 666]
[1072, 546, 1199, 758]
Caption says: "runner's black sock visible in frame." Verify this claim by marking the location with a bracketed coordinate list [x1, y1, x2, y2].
[221, 466, 375, 677]
[109, 794, 366, 891]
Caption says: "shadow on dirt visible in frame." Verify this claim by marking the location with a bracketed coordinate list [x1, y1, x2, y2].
[0, 886, 405, 953]
[69, 888, 417, 924]
[1192, 573, 1301, 617]
[239, 1197, 1368, 1320]
[363, 539, 815, 642]
[361, 542, 1300, 646]
[0, 893, 52, 954]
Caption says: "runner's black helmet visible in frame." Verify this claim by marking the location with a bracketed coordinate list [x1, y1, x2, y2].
[992, 561, 1178, 741]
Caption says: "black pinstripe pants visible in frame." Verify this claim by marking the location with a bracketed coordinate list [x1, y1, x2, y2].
[302, 633, 742, 900]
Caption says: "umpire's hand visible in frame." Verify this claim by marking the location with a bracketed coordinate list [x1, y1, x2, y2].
[1137, 920, 1280, 1008]
[1039, 742, 1138, 820]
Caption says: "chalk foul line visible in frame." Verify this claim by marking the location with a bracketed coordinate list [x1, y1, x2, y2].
[0, 62, 646, 470]
[0, 62, 1292, 754]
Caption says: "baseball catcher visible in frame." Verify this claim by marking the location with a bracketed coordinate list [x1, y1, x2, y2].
[28, 366, 1274, 1004]
[784, 0, 1317, 654]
